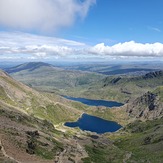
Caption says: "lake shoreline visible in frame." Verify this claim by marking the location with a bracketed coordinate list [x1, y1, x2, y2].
[65, 113, 122, 134]
[63, 95, 124, 107]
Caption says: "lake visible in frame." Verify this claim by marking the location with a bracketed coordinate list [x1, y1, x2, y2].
[64, 113, 122, 134]
[63, 96, 123, 107]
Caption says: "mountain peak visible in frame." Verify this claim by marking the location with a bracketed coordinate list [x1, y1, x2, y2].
[6, 62, 53, 73]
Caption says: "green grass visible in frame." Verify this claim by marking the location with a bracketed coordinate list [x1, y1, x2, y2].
[153, 86, 163, 102]
[32, 104, 81, 124]
[35, 138, 63, 160]
[0, 86, 16, 105]
[82, 144, 125, 163]
[83, 118, 163, 163]
[114, 118, 163, 162]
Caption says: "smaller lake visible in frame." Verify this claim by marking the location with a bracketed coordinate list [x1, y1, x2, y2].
[63, 96, 123, 107]
[65, 113, 122, 134]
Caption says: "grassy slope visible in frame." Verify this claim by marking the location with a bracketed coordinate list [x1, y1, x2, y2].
[0, 102, 64, 161]
[1, 69, 128, 126]
[82, 117, 163, 163]
[0, 70, 83, 125]
[82, 87, 163, 162]
[78, 72, 163, 103]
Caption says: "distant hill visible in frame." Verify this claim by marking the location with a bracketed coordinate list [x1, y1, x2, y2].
[59, 62, 163, 76]
[6, 62, 163, 103]
[99, 68, 156, 75]
[6, 62, 104, 93]
[5, 62, 55, 73]
[79, 70, 163, 103]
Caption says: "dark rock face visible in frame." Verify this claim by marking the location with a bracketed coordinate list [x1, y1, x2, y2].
[103, 76, 122, 87]
[26, 130, 39, 138]
[127, 92, 163, 120]
[26, 140, 36, 154]
[26, 130, 39, 155]
[111, 77, 122, 84]
[143, 71, 163, 79]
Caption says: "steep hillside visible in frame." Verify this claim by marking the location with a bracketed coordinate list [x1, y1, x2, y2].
[0, 70, 90, 162]
[0, 69, 82, 124]
[126, 89, 163, 120]
[83, 88, 163, 163]
[0, 104, 64, 162]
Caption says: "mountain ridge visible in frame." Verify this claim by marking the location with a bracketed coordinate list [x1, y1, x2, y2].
[5, 62, 58, 73]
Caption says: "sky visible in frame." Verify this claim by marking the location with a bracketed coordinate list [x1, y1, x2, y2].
[0, 0, 163, 61]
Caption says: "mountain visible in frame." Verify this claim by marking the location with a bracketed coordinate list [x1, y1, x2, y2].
[82, 87, 163, 163]
[0, 69, 88, 162]
[126, 88, 163, 120]
[58, 61, 163, 75]
[6, 62, 104, 93]
[6, 62, 163, 103]
[0, 69, 82, 124]
[0, 69, 163, 162]
[5, 62, 54, 73]
[79, 70, 163, 103]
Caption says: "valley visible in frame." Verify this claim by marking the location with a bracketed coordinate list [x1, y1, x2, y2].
[1, 0, 163, 162]
[0, 62, 163, 163]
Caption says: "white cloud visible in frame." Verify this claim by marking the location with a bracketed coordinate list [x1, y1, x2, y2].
[89, 41, 163, 57]
[0, 32, 163, 60]
[0, 32, 85, 58]
[0, 0, 95, 32]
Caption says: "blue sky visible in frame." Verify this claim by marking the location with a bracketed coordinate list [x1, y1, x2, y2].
[62, 0, 163, 44]
[0, 0, 163, 61]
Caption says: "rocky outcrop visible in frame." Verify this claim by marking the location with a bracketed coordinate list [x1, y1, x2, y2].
[103, 76, 122, 87]
[127, 91, 163, 120]
[143, 70, 163, 79]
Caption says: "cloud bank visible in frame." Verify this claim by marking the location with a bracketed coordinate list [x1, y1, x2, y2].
[0, 0, 95, 31]
[89, 41, 163, 57]
[0, 32, 163, 60]
[0, 32, 84, 59]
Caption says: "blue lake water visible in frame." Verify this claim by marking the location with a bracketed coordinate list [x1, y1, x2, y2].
[64, 113, 122, 134]
[63, 96, 123, 107]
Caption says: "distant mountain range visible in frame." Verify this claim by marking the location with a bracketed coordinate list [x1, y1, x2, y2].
[58, 62, 163, 75]
[4, 62, 163, 103]
[5, 62, 104, 93]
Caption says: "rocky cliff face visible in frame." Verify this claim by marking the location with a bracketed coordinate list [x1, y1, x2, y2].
[142, 70, 163, 79]
[127, 91, 163, 120]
